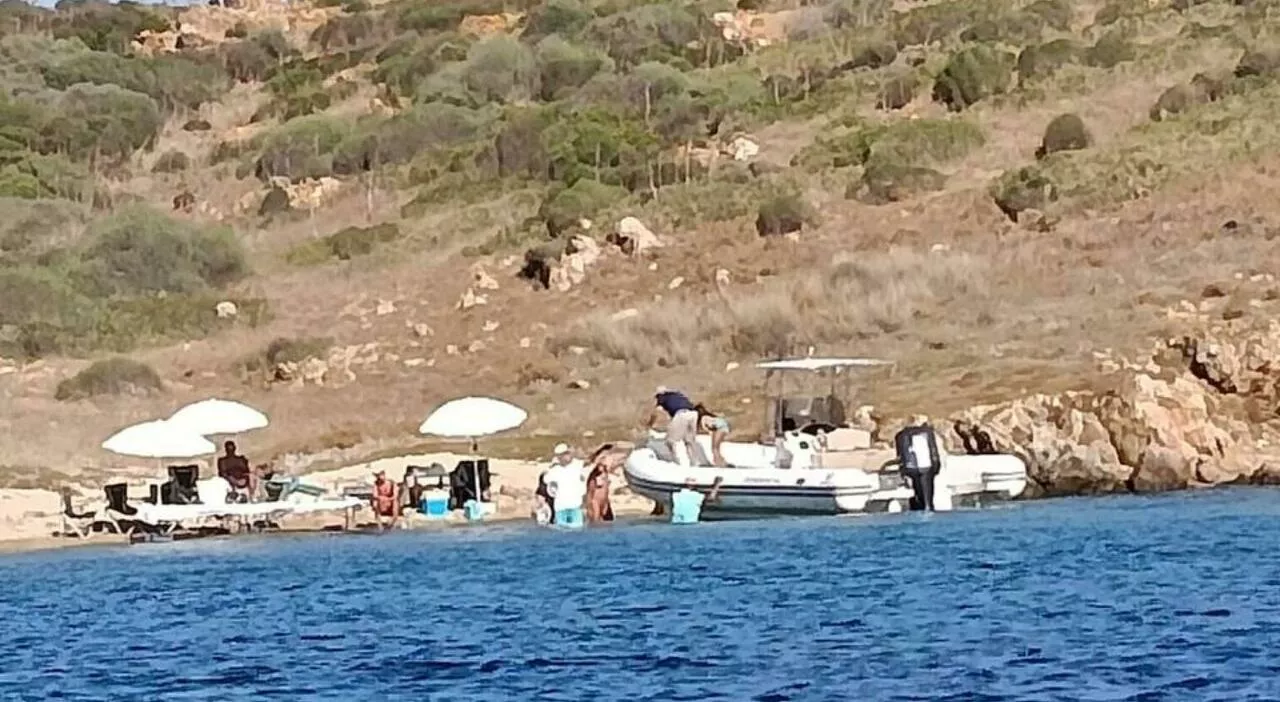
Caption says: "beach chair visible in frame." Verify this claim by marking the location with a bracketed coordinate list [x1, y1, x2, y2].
[60, 488, 99, 539]
[101, 483, 140, 535]
[163, 465, 201, 505]
[266, 475, 327, 502]
[449, 459, 492, 508]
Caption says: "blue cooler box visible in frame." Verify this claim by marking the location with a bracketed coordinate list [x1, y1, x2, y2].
[420, 491, 450, 519]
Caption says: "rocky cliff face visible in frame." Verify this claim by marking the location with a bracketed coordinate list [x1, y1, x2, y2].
[949, 307, 1280, 498]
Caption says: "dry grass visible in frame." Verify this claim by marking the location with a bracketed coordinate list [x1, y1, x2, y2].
[10, 0, 1280, 481]
[551, 248, 994, 368]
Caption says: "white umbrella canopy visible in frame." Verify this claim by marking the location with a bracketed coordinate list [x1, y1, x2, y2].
[418, 396, 527, 516]
[168, 398, 269, 436]
[418, 396, 528, 438]
[102, 419, 217, 459]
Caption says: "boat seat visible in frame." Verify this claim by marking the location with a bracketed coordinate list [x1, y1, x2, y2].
[824, 428, 871, 451]
[818, 447, 896, 471]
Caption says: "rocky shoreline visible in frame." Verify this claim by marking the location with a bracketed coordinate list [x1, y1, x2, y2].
[948, 296, 1280, 498]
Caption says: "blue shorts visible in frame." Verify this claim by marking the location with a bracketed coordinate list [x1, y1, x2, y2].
[555, 507, 585, 528]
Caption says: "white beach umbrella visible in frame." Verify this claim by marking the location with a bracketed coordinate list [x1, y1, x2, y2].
[168, 398, 269, 436]
[418, 396, 528, 439]
[102, 419, 217, 459]
[418, 396, 527, 512]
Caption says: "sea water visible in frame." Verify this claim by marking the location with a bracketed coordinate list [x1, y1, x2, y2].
[4, 489, 1280, 701]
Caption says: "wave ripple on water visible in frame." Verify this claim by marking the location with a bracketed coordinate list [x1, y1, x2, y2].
[4, 489, 1280, 701]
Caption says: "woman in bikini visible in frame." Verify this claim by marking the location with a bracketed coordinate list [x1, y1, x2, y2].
[694, 404, 731, 466]
[585, 444, 619, 524]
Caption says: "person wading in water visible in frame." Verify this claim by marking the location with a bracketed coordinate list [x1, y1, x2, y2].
[585, 444, 619, 524]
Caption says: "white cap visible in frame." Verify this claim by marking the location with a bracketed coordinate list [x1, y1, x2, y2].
[553, 443, 570, 455]
[655, 385, 668, 394]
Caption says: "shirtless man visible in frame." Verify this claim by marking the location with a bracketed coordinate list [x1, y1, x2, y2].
[370, 470, 400, 531]
[217, 441, 257, 502]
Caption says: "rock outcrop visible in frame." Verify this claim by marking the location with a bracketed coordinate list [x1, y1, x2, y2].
[950, 314, 1280, 497]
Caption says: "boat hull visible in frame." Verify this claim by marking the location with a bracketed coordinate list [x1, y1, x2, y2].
[624, 448, 913, 519]
[625, 435, 1028, 518]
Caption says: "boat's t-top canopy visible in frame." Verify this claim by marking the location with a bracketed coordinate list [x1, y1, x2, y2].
[754, 356, 895, 437]
[754, 357, 895, 374]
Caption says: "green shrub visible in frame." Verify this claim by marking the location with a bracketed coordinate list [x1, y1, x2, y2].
[311, 13, 388, 50]
[932, 44, 1015, 111]
[852, 162, 947, 204]
[285, 222, 402, 265]
[540, 106, 659, 187]
[522, 0, 593, 41]
[151, 150, 190, 173]
[331, 103, 491, 175]
[77, 205, 249, 296]
[877, 72, 918, 110]
[253, 114, 348, 182]
[461, 35, 540, 104]
[1083, 31, 1136, 69]
[583, 3, 706, 70]
[537, 179, 626, 236]
[49, 2, 171, 54]
[0, 197, 88, 262]
[892, 0, 995, 48]
[221, 32, 296, 82]
[1038, 113, 1091, 157]
[40, 50, 226, 112]
[756, 190, 813, 236]
[1016, 39, 1081, 85]
[864, 118, 985, 169]
[991, 164, 1055, 221]
[794, 118, 984, 171]
[38, 83, 163, 165]
[0, 151, 96, 203]
[792, 128, 877, 170]
[1235, 48, 1280, 78]
[535, 35, 611, 101]
[54, 357, 163, 401]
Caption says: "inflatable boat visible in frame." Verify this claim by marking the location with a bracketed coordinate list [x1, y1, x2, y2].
[623, 425, 1028, 519]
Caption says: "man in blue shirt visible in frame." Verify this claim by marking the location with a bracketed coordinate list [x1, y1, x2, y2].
[646, 386, 707, 466]
[671, 477, 723, 524]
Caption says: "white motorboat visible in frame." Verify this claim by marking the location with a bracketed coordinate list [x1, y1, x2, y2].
[623, 356, 1029, 519]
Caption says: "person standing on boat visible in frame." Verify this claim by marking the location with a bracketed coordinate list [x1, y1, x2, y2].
[544, 443, 588, 529]
[671, 476, 724, 524]
[694, 404, 731, 467]
[646, 386, 703, 466]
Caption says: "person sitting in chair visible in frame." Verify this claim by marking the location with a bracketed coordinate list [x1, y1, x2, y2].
[217, 441, 257, 502]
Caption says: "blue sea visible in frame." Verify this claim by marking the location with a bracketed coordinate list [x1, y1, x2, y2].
[4, 489, 1280, 701]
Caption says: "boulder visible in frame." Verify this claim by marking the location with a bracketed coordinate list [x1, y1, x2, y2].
[611, 217, 663, 257]
[951, 316, 1280, 496]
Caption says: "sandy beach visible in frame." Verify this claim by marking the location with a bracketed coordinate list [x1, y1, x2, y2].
[0, 448, 652, 556]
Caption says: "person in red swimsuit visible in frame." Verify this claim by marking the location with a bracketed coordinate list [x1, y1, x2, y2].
[370, 470, 400, 531]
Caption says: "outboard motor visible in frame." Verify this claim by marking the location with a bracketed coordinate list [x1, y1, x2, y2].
[894, 424, 943, 511]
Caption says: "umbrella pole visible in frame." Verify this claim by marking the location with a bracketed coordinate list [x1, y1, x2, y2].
[471, 438, 482, 511]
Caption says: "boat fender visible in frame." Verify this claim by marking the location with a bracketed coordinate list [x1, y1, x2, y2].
[894, 424, 942, 511]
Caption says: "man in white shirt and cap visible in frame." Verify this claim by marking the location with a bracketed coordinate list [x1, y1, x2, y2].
[544, 443, 588, 528]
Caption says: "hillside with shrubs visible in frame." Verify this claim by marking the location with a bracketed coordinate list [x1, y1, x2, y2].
[3, 0, 1280, 475]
